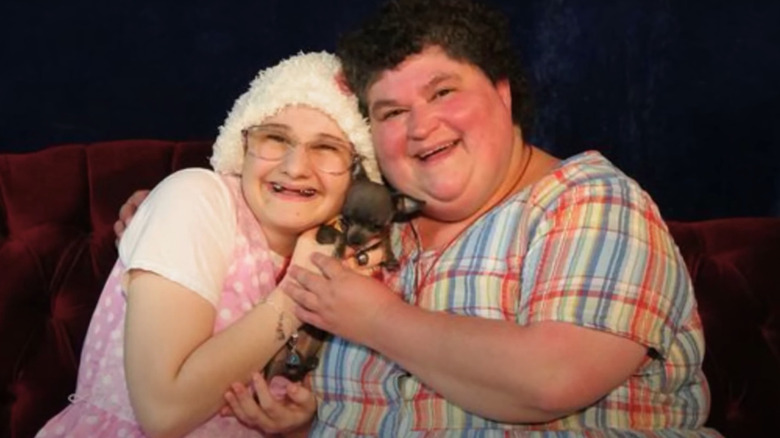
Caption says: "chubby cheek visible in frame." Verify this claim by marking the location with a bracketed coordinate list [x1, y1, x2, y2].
[371, 122, 410, 188]
[241, 161, 265, 193]
[320, 178, 351, 218]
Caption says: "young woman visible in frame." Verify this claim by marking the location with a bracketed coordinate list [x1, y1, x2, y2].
[36, 51, 382, 438]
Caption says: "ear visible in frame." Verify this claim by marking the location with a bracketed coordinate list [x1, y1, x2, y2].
[495, 78, 511, 112]
[391, 193, 425, 222]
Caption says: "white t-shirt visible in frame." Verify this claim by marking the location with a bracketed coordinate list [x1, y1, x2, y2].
[118, 168, 237, 306]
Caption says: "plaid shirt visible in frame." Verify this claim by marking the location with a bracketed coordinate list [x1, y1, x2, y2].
[310, 151, 719, 437]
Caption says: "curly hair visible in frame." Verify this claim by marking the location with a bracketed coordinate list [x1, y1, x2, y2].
[336, 0, 533, 134]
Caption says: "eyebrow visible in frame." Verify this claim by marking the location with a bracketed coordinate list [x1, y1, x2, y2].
[257, 123, 351, 147]
[256, 123, 290, 132]
[317, 133, 352, 147]
[369, 72, 460, 116]
[424, 73, 459, 93]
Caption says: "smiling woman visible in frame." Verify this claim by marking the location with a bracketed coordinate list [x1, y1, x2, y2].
[239, 106, 354, 256]
[34, 51, 384, 438]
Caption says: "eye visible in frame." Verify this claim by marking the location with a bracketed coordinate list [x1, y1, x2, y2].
[310, 142, 340, 152]
[378, 108, 406, 121]
[433, 88, 454, 99]
[267, 133, 291, 144]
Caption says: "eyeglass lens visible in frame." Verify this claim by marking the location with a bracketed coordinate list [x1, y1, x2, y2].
[244, 126, 355, 174]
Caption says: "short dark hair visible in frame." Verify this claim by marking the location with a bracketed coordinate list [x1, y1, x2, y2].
[337, 0, 533, 134]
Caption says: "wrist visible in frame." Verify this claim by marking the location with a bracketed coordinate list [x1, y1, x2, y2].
[362, 293, 406, 348]
[261, 291, 302, 340]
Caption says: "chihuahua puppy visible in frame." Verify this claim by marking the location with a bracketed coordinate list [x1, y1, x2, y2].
[263, 164, 423, 385]
[316, 163, 423, 270]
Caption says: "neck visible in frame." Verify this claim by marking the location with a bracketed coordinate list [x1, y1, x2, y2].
[415, 130, 556, 251]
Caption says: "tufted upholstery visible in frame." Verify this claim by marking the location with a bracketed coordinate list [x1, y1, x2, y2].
[0, 140, 212, 438]
[1, 140, 779, 437]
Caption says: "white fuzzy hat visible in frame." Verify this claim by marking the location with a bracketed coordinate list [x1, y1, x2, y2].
[210, 51, 381, 183]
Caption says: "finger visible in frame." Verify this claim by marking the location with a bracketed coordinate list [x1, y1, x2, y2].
[285, 381, 316, 407]
[291, 304, 327, 329]
[310, 252, 349, 279]
[286, 266, 328, 304]
[119, 190, 148, 222]
[251, 373, 277, 409]
[113, 221, 125, 248]
[113, 220, 125, 237]
[224, 387, 252, 422]
[129, 189, 150, 206]
[219, 403, 232, 417]
[118, 202, 137, 223]
[231, 381, 271, 423]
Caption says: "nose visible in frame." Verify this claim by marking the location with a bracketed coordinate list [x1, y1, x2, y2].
[408, 104, 438, 140]
[280, 145, 313, 177]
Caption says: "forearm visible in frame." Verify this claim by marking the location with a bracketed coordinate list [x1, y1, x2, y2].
[127, 285, 300, 437]
[364, 302, 554, 421]
[364, 300, 644, 423]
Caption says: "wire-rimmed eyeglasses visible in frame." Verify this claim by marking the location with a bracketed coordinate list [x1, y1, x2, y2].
[242, 125, 362, 175]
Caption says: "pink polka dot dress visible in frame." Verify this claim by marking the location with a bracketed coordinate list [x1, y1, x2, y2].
[37, 173, 283, 437]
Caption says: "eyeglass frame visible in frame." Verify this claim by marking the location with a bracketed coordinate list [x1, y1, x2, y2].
[241, 124, 364, 175]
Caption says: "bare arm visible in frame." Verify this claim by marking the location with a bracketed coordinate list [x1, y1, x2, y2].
[285, 255, 646, 423]
[361, 297, 646, 422]
[125, 234, 328, 438]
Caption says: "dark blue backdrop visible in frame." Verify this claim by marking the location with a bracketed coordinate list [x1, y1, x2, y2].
[2, 0, 779, 220]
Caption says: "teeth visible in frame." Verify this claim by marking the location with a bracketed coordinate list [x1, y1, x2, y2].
[270, 183, 316, 197]
[419, 141, 456, 159]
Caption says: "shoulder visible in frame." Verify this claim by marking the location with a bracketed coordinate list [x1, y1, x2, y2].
[118, 170, 241, 298]
[527, 151, 655, 214]
[119, 169, 239, 257]
[144, 169, 237, 216]
[154, 168, 232, 198]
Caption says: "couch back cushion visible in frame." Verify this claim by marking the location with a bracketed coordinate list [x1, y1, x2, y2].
[0, 140, 212, 438]
[1, 140, 779, 437]
[667, 219, 780, 436]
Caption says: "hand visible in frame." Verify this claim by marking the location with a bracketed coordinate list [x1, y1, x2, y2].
[221, 372, 315, 435]
[283, 252, 401, 345]
[288, 228, 337, 273]
[113, 189, 150, 245]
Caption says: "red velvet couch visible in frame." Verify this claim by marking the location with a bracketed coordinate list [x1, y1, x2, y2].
[2, 140, 779, 437]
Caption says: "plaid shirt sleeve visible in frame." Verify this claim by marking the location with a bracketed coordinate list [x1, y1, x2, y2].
[521, 167, 695, 357]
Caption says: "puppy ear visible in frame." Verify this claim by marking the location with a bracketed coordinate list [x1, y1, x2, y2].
[351, 161, 369, 181]
[392, 193, 425, 222]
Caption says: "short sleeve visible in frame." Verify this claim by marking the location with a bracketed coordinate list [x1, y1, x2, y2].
[118, 168, 236, 306]
[522, 174, 694, 357]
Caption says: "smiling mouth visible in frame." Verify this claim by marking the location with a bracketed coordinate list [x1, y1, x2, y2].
[416, 140, 458, 161]
[270, 182, 316, 197]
